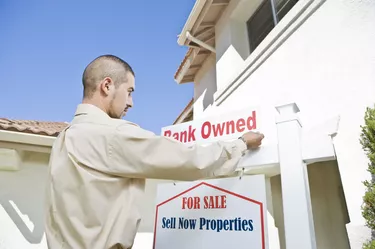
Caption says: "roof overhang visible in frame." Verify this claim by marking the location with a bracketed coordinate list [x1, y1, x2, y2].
[0, 130, 55, 153]
[175, 0, 230, 84]
[177, 0, 230, 46]
[173, 98, 194, 124]
[174, 48, 212, 84]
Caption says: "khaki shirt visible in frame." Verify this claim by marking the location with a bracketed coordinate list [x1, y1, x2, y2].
[44, 104, 247, 249]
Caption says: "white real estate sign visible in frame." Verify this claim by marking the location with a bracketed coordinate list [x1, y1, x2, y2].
[156, 106, 268, 249]
[153, 175, 268, 249]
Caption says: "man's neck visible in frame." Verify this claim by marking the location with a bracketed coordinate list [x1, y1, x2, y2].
[82, 98, 108, 115]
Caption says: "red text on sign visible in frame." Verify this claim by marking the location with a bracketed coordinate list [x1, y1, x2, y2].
[163, 110, 257, 143]
[201, 111, 256, 139]
[181, 195, 227, 210]
[182, 196, 201, 209]
[204, 195, 227, 209]
[163, 125, 196, 143]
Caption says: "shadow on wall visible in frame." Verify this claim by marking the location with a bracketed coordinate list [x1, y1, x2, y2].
[268, 160, 351, 249]
[203, 83, 217, 111]
[195, 55, 218, 113]
[0, 151, 50, 245]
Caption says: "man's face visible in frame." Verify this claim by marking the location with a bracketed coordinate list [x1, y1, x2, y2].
[107, 72, 135, 119]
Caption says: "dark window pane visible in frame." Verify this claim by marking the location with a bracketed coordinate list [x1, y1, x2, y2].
[247, 0, 275, 52]
[246, 0, 299, 54]
[277, 0, 299, 21]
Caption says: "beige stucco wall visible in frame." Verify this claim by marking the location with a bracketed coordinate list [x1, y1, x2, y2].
[0, 150, 50, 249]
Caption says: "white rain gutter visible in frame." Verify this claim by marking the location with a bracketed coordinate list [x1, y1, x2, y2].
[177, 0, 207, 46]
[0, 130, 55, 153]
[186, 31, 216, 53]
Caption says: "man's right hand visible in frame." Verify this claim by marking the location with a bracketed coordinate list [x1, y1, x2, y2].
[241, 131, 265, 149]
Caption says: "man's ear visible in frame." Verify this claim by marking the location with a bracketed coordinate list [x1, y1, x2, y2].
[100, 77, 113, 96]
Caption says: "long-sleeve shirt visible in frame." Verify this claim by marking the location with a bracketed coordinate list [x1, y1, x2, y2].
[44, 103, 247, 249]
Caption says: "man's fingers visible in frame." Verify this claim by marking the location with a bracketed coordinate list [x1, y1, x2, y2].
[256, 134, 264, 141]
[243, 132, 265, 149]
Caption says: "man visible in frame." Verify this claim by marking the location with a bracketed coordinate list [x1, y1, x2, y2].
[44, 54, 264, 249]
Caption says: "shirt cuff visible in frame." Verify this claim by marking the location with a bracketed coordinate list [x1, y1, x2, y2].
[232, 138, 248, 155]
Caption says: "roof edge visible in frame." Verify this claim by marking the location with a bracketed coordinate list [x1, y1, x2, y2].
[0, 129, 55, 147]
[173, 98, 194, 124]
[174, 48, 195, 84]
[177, 0, 207, 46]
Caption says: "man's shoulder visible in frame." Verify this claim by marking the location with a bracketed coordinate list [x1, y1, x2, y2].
[71, 113, 140, 129]
[67, 115, 152, 140]
[111, 119, 156, 138]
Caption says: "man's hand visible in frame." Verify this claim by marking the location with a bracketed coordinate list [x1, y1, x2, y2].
[241, 131, 265, 149]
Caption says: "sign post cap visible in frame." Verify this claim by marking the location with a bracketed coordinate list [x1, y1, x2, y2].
[275, 102, 300, 115]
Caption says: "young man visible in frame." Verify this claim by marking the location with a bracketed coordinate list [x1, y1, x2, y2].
[44, 55, 264, 249]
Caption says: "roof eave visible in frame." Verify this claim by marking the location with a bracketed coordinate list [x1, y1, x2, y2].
[177, 0, 207, 46]
[0, 129, 55, 146]
[174, 48, 198, 84]
[173, 98, 194, 124]
[175, 55, 193, 84]
[0, 130, 56, 153]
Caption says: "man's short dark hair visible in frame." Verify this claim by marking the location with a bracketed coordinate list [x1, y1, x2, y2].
[82, 54, 135, 98]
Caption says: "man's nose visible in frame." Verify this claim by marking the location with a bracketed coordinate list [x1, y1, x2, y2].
[127, 99, 133, 108]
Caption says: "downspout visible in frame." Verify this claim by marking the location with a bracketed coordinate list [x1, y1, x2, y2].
[186, 31, 216, 53]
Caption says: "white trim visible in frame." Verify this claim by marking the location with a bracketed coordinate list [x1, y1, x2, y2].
[175, 49, 200, 84]
[0, 141, 52, 153]
[0, 130, 55, 146]
[175, 55, 192, 84]
[238, 144, 280, 177]
[174, 102, 194, 124]
[186, 31, 216, 53]
[0, 130, 55, 153]
[177, 0, 207, 46]
[214, 0, 326, 105]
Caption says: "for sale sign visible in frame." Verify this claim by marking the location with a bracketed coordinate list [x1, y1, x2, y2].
[161, 107, 260, 146]
[153, 175, 268, 249]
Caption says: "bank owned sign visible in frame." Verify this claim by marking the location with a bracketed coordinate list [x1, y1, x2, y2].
[161, 107, 260, 146]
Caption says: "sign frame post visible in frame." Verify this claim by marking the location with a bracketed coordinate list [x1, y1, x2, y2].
[275, 103, 317, 249]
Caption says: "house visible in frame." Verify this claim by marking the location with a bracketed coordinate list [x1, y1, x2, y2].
[172, 0, 375, 248]
[0, 118, 67, 248]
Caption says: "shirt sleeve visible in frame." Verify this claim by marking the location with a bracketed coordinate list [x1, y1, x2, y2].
[107, 123, 247, 180]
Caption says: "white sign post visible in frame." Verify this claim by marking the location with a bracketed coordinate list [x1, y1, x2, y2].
[275, 103, 317, 249]
[153, 175, 268, 249]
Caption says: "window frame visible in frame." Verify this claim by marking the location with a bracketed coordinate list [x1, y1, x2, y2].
[246, 0, 299, 53]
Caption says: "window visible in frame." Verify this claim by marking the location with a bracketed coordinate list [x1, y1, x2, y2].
[246, 0, 299, 53]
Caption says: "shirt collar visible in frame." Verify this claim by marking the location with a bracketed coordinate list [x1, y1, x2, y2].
[74, 104, 110, 120]
[73, 103, 140, 128]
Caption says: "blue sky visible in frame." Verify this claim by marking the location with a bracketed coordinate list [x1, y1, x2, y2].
[0, 1, 194, 133]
